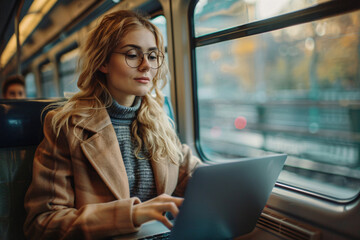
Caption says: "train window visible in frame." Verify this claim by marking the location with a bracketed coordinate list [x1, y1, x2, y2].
[193, 1, 360, 201]
[194, 0, 331, 37]
[40, 61, 57, 97]
[151, 15, 170, 97]
[151, 15, 168, 47]
[24, 72, 37, 98]
[59, 48, 80, 97]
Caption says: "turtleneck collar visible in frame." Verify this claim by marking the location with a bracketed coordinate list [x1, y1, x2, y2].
[107, 97, 141, 124]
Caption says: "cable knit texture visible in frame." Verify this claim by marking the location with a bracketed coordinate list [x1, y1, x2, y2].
[107, 97, 157, 202]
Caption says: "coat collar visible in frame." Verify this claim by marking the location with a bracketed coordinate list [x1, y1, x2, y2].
[70, 100, 111, 133]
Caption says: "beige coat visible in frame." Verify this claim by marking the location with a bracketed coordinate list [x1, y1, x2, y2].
[24, 101, 201, 240]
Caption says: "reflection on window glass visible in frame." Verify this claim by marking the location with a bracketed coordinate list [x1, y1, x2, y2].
[194, 0, 331, 37]
[25, 72, 37, 98]
[151, 15, 171, 97]
[151, 15, 168, 47]
[195, 10, 360, 200]
[40, 63, 56, 98]
[59, 48, 79, 97]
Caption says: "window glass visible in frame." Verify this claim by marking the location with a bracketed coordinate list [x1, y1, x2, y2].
[59, 48, 80, 97]
[40, 62, 56, 98]
[194, 0, 331, 37]
[151, 15, 171, 97]
[195, 10, 360, 200]
[24, 72, 37, 98]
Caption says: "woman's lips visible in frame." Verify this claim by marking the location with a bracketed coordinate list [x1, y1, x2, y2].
[134, 77, 150, 84]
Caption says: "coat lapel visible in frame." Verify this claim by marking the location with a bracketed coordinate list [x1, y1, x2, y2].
[151, 160, 167, 194]
[152, 159, 178, 195]
[73, 105, 130, 200]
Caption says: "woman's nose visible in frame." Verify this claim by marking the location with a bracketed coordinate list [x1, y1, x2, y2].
[138, 56, 151, 71]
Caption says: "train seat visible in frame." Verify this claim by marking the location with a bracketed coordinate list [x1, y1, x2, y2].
[0, 99, 63, 240]
[163, 95, 175, 122]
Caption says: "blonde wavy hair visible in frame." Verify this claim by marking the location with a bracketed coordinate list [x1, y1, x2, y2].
[50, 10, 183, 164]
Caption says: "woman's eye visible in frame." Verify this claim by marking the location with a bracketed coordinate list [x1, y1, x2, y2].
[126, 49, 140, 58]
[126, 53, 138, 59]
[148, 52, 158, 61]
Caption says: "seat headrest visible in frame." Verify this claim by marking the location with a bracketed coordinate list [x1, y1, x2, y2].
[0, 99, 65, 148]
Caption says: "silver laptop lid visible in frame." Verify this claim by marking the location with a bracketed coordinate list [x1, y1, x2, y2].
[170, 154, 287, 240]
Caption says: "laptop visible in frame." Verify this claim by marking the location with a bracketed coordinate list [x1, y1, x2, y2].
[113, 154, 287, 240]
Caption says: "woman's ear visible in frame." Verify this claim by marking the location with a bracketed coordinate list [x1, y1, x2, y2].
[99, 63, 108, 74]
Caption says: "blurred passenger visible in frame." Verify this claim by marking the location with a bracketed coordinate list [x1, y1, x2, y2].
[24, 10, 202, 240]
[2, 75, 26, 99]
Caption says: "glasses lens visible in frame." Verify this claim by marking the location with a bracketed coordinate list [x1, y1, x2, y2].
[125, 49, 142, 68]
[148, 51, 164, 69]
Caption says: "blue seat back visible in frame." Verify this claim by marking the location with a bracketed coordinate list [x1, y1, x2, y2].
[164, 95, 175, 122]
[0, 99, 63, 240]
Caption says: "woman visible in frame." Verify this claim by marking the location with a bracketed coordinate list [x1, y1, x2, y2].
[24, 10, 201, 240]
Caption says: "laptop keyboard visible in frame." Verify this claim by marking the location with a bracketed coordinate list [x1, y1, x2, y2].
[139, 232, 171, 240]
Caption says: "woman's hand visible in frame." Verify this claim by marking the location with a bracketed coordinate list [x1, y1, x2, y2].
[132, 194, 184, 229]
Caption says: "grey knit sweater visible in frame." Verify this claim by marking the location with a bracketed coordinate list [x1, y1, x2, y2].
[107, 97, 157, 202]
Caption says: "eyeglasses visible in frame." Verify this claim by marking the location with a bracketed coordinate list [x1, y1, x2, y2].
[112, 48, 164, 69]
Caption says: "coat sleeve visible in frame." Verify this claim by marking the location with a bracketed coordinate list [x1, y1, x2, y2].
[23, 111, 141, 240]
[173, 144, 203, 197]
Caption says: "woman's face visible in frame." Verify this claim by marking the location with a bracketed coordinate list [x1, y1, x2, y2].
[100, 27, 159, 107]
